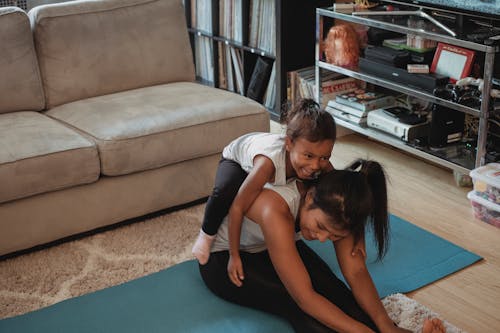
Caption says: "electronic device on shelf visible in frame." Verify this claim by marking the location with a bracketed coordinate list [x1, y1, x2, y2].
[359, 57, 449, 92]
[382, 106, 428, 125]
[429, 104, 465, 147]
[367, 108, 430, 142]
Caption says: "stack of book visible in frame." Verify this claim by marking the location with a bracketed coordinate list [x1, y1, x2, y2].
[326, 90, 395, 126]
[288, 66, 358, 108]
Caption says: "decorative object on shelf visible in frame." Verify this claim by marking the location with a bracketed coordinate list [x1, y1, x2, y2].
[430, 43, 476, 83]
[456, 77, 500, 99]
[407, 64, 430, 74]
[324, 24, 360, 70]
[333, 2, 354, 14]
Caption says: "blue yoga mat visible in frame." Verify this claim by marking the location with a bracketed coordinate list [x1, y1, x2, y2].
[0, 215, 481, 333]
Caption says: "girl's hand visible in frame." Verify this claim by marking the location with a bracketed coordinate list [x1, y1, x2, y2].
[227, 254, 245, 287]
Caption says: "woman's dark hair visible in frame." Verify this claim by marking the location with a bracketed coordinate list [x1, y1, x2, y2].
[309, 159, 389, 259]
[280, 99, 336, 143]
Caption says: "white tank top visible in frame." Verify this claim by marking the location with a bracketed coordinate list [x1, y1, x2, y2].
[211, 180, 302, 253]
[222, 132, 287, 185]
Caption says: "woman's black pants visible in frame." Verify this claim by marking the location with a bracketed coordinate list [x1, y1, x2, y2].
[199, 240, 379, 333]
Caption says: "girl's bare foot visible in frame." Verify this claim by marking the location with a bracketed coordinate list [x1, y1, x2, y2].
[422, 318, 446, 333]
[192, 229, 215, 265]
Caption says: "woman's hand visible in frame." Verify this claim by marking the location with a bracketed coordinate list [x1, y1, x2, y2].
[383, 325, 412, 333]
[227, 254, 245, 287]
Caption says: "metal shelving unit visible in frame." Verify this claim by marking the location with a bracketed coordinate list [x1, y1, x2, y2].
[315, 5, 499, 172]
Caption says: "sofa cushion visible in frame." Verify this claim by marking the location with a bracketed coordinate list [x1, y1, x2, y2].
[45, 82, 270, 176]
[30, 0, 195, 108]
[0, 112, 100, 203]
[0, 7, 44, 114]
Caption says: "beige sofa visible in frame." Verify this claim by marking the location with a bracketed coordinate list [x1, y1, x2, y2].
[0, 0, 269, 256]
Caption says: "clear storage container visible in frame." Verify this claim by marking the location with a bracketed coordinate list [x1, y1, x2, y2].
[469, 163, 500, 204]
[467, 191, 500, 228]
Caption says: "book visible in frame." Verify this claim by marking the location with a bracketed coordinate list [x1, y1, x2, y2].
[290, 66, 356, 107]
[225, 45, 234, 92]
[327, 99, 371, 118]
[230, 47, 244, 95]
[335, 90, 395, 111]
[314, 77, 358, 96]
[247, 56, 273, 103]
[217, 43, 227, 89]
[263, 62, 276, 110]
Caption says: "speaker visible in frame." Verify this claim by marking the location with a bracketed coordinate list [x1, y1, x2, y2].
[359, 57, 449, 92]
[429, 105, 465, 147]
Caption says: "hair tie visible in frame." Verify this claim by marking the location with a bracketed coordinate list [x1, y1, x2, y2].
[346, 158, 365, 171]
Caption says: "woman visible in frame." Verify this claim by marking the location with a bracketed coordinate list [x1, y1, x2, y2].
[199, 159, 445, 333]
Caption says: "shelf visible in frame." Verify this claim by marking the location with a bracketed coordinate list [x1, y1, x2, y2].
[332, 117, 474, 173]
[188, 29, 276, 59]
[316, 4, 499, 171]
[317, 61, 481, 117]
[212, 36, 276, 59]
[316, 7, 498, 54]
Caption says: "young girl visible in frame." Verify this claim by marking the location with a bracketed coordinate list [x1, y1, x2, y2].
[192, 99, 337, 281]
[200, 159, 446, 333]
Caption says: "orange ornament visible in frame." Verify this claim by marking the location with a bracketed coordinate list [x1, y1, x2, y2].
[324, 24, 360, 70]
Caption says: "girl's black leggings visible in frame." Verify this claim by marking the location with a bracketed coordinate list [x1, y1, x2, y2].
[199, 240, 379, 333]
[201, 158, 248, 235]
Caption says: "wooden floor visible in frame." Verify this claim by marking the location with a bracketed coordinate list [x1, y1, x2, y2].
[272, 121, 500, 333]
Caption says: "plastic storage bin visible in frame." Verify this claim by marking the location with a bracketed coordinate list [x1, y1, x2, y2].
[467, 191, 500, 228]
[469, 163, 500, 204]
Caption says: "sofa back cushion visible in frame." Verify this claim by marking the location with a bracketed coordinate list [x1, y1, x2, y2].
[0, 7, 45, 114]
[30, 0, 195, 108]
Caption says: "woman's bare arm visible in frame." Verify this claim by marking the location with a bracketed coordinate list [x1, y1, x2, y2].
[335, 236, 409, 333]
[246, 190, 375, 333]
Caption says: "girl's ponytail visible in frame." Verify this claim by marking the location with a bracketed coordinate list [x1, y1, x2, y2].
[280, 98, 336, 143]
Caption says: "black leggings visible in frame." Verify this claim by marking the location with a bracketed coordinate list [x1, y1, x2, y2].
[199, 240, 379, 333]
[201, 158, 248, 235]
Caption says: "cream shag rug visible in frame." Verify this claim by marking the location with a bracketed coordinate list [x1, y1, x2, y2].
[0, 204, 464, 332]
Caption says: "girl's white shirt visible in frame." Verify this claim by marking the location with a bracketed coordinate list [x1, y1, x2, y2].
[222, 132, 287, 186]
[211, 180, 302, 253]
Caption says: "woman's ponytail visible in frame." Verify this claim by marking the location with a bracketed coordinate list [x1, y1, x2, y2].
[359, 160, 389, 259]
[311, 159, 389, 259]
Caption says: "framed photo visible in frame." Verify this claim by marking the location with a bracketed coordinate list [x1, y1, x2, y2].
[430, 42, 475, 83]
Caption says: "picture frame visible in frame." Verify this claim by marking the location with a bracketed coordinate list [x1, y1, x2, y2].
[430, 42, 475, 83]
